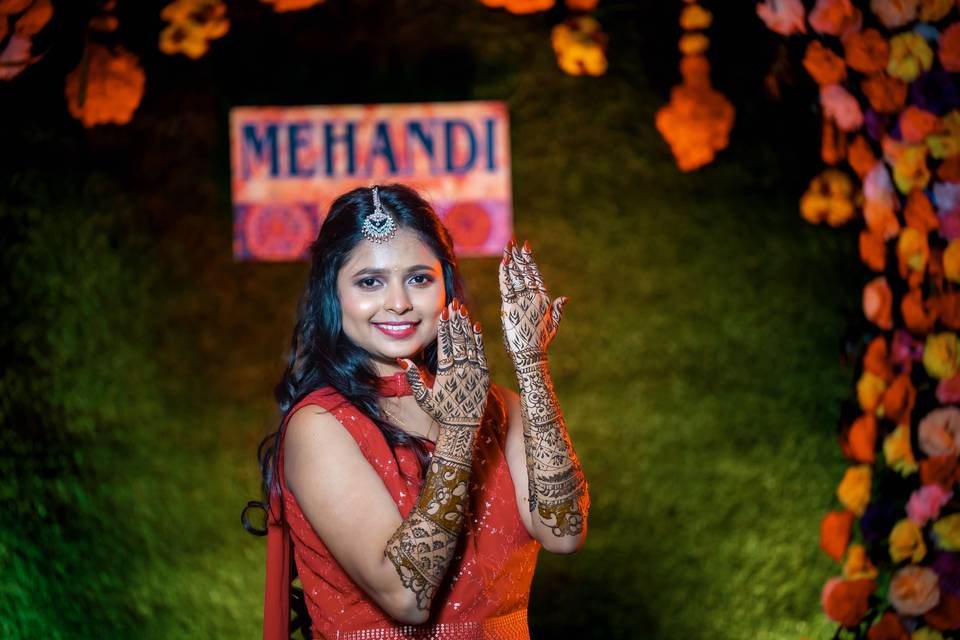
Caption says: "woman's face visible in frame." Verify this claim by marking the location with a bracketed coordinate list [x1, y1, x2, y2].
[336, 227, 446, 374]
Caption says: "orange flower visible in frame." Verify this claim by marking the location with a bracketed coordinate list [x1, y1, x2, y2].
[900, 107, 942, 145]
[940, 291, 960, 330]
[845, 28, 889, 74]
[551, 16, 608, 76]
[680, 55, 710, 89]
[679, 5, 712, 30]
[260, 0, 325, 9]
[864, 335, 894, 381]
[919, 0, 954, 21]
[838, 465, 872, 516]
[864, 276, 894, 330]
[565, 0, 598, 9]
[800, 169, 855, 225]
[866, 611, 908, 640]
[862, 73, 908, 114]
[822, 577, 876, 627]
[821, 510, 856, 561]
[903, 288, 938, 335]
[944, 240, 960, 283]
[13, 0, 52, 37]
[897, 227, 930, 282]
[871, 0, 919, 29]
[844, 544, 879, 581]
[925, 591, 960, 630]
[804, 40, 847, 85]
[883, 375, 918, 424]
[63, 44, 145, 128]
[809, 0, 862, 37]
[938, 156, 960, 183]
[890, 565, 940, 616]
[905, 189, 939, 234]
[921, 454, 959, 489]
[842, 414, 878, 463]
[860, 230, 887, 272]
[849, 135, 878, 179]
[864, 199, 901, 240]
[679, 33, 709, 56]
[822, 117, 847, 165]
[655, 83, 735, 172]
[478, 0, 554, 13]
[940, 23, 960, 73]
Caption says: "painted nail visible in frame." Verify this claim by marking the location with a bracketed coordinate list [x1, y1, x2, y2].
[452, 299, 460, 311]
[460, 305, 469, 318]
[523, 240, 531, 253]
[441, 307, 449, 320]
[474, 321, 482, 333]
[397, 358, 409, 370]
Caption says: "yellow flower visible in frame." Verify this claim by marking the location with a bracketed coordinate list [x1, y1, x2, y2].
[800, 169, 856, 226]
[945, 240, 960, 283]
[934, 513, 960, 550]
[888, 32, 934, 82]
[924, 333, 960, 380]
[913, 628, 946, 640]
[551, 17, 608, 77]
[838, 465, 872, 516]
[843, 544, 879, 580]
[890, 518, 927, 563]
[927, 110, 960, 159]
[884, 425, 918, 476]
[857, 371, 888, 413]
[679, 33, 709, 56]
[893, 144, 931, 194]
[898, 227, 929, 273]
[679, 5, 712, 30]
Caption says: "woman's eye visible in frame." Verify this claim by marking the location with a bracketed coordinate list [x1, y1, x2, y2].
[358, 278, 380, 288]
[409, 274, 433, 286]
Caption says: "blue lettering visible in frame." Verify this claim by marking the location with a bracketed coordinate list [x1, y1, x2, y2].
[241, 123, 279, 179]
[444, 120, 476, 174]
[366, 121, 398, 175]
[287, 122, 314, 177]
[484, 118, 496, 171]
[324, 122, 356, 177]
[405, 119, 438, 175]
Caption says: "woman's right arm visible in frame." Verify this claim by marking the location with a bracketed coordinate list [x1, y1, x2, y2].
[283, 301, 488, 624]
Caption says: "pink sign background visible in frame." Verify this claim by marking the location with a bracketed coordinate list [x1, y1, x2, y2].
[230, 101, 512, 261]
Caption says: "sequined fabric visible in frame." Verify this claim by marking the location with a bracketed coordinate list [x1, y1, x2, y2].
[277, 386, 539, 640]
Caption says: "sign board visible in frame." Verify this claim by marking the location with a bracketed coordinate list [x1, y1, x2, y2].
[229, 101, 512, 261]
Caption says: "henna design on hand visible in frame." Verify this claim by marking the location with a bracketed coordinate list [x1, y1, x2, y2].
[500, 241, 588, 539]
[385, 301, 490, 612]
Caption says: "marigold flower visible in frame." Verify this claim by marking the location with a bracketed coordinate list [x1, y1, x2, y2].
[821, 84, 863, 132]
[919, 0, 954, 21]
[800, 169, 856, 225]
[679, 5, 711, 30]
[894, 145, 932, 194]
[903, 288, 938, 334]
[477, 0, 553, 12]
[864, 276, 894, 330]
[843, 544, 878, 581]
[804, 40, 846, 86]
[679, 33, 709, 56]
[864, 336, 894, 381]
[871, 0, 918, 29]
[884, 425, 919, 477]
[655, 81, 735, 172]
[838, 465, 872, 516]
[862, 73, 908, 114]
[756, 0, 806, 35]
[13, 0, 51, 37]
[159, 0, 229, 59]
[890, 565, 940, 616]
[888, 32, 934, 83]
[809, 0, 861, 37]
[890, 518, 927, 563]
[843, 414, 878, 463]
[940, 291, 960, 330]
[63, 44, 145, 127]
[858, 371, 888, 413]
[882, 375, 918, 424]
[920, 454, 959, 489]
[860, 229, 887, 272]
[866, 612, 908, 640]
[865, 200, 901, 240]
[920, 407, 960, 457]
[822, 577, 876, 627]
[907, 484, 952, 527]
[845, 29, 889, 74]
[849, 135, 879, 179]
[900, 107, 942, 145]
[925, 333, 960, 380]
[898, 227, 930, 280]
[821, 510, 856, 561]
[945, 240, 960, 283]
[940, 23, 960, 73]
[551, 16, 608, 76]
[905, 189, 940, 234]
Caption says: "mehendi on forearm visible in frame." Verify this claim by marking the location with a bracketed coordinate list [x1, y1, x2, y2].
[514, 350, 588, 538]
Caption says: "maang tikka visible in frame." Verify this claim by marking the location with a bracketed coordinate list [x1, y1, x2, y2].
[361, 186, 398, 244]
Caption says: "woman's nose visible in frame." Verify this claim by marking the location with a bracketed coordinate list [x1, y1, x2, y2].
[384, 282, 413, 314]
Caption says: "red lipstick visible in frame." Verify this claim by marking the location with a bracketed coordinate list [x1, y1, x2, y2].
[373, 322, 419, 339]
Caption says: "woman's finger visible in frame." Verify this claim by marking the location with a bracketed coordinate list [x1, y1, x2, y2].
[472, 321, 489, 371]
[550, 296, 568, 333]
[436, 303, 455, 370]
[499, 248, 516, 302]
[506, 243, 527, 294]
[522, 241, 548, 294]
[450, 302, 469, 363]
[400, 359, 437, 416]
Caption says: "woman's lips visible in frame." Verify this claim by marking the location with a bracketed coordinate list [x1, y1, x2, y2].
[373, 322, 419, 339]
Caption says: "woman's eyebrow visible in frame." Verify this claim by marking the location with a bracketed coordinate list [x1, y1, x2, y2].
[351, 264, 438, 277]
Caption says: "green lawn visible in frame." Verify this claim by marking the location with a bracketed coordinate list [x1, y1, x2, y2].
[1, 1, 858, 637]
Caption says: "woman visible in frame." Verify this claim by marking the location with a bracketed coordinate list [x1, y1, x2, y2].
[255, 184, 589, 639]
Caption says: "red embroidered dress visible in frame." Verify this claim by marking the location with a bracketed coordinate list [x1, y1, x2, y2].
[264, 373, 540, 639]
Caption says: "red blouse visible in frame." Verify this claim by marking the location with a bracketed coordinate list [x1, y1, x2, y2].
[264, 376, 540, 639]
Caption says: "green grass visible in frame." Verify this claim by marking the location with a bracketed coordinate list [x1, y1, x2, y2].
[1, 1, 861, 637]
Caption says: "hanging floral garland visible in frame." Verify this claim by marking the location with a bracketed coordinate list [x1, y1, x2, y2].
[159, 0, 230, 59]
[758, 0, 960, 635]
[655, 1, 735, 172]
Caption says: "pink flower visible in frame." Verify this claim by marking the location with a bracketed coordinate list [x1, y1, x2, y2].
[919, 406, 960, 457]
[892, 329, 924, 373]
[821, 84, 864, 132]
[871, 0, 918, 30]
[864, 162, 897, 205]
[907, 484, 953, 526]
[0, 35, 30, 81]
[938, 373, 960, 403]
[809, 0, 862, 38]
[756, 0, 807, 36]
[889, 565, 940, 616]
[936, 182, 960, 215]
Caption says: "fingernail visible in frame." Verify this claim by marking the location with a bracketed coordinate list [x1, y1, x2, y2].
[460, 305, 469, 317]
[452, 299, 460, 311]
[522, 240, 531, 252]
[397, 359, 409, 370]
[474, 321, 482, 332]
[441, 307, 449, 320]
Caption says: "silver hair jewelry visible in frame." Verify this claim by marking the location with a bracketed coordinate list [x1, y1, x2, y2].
[361, 186, 398, 244]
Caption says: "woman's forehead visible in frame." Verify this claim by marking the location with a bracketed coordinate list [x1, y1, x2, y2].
[342, 228, 441, 273]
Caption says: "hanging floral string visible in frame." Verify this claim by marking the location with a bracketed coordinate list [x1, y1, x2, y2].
[758, 0, 960, 635]
[655, 1, 735, 172]
[159, 0, 229, 59]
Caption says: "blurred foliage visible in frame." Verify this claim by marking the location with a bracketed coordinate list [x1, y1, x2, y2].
[1, 0, 860, 638]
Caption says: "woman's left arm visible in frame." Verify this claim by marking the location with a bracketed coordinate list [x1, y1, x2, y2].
[500, 240, 589, 553]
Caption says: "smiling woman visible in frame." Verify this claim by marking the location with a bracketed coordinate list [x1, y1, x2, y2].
[247, 183, 589, 639]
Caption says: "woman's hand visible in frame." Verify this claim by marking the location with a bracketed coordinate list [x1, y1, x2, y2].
[399, 299, 490, 431]
[499, 240, 568, 362]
